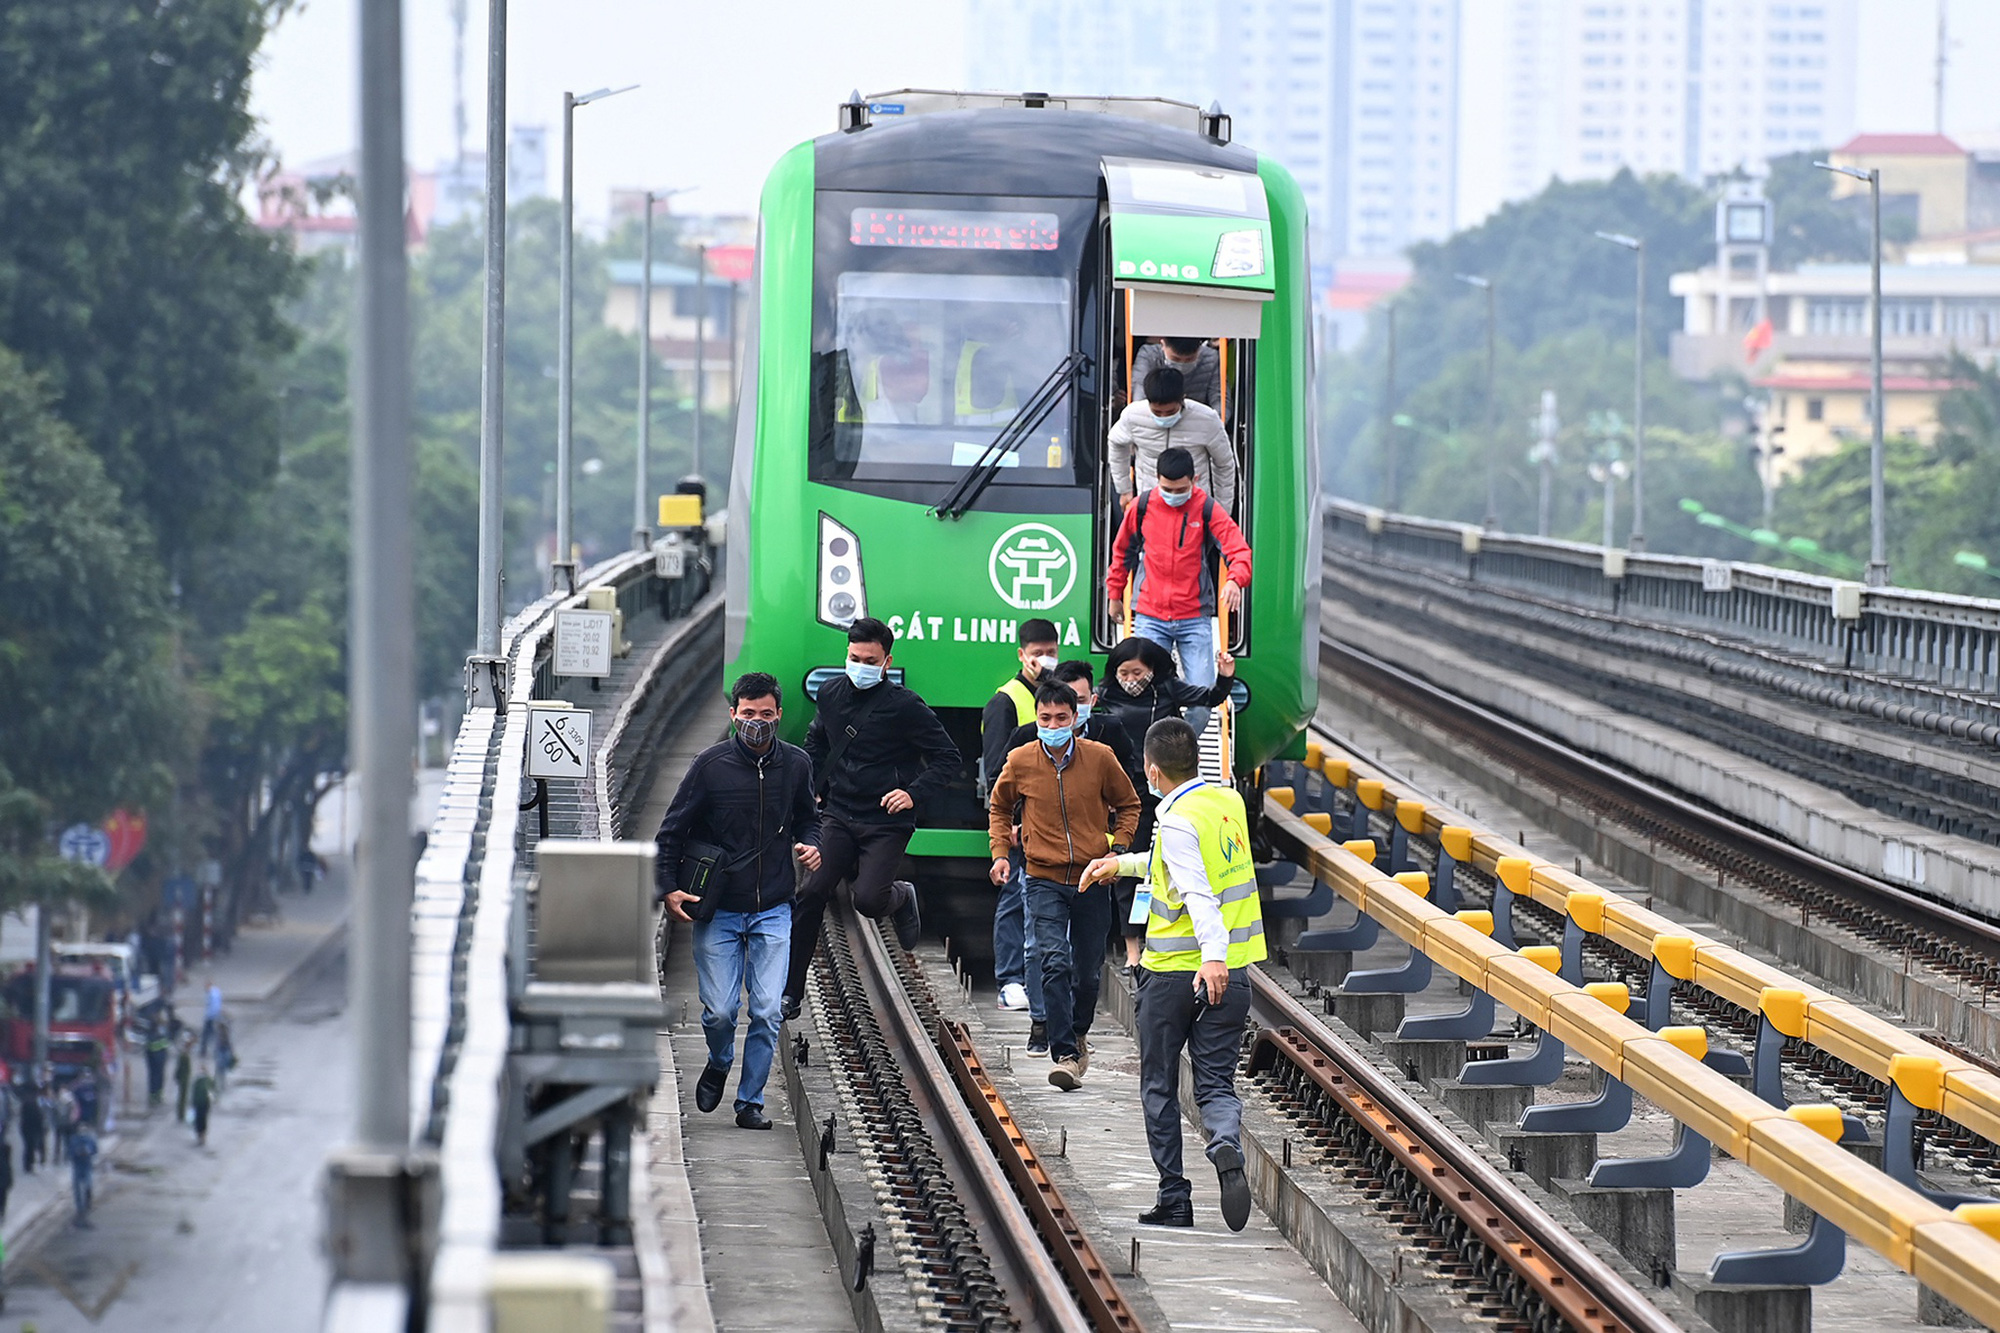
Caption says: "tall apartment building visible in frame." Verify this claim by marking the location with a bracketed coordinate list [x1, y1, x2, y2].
[1472, 0, 1858, 219]
[963, 0, 1460, 269]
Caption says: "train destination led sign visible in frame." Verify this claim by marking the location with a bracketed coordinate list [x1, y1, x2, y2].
[850, 208, 1059, 250]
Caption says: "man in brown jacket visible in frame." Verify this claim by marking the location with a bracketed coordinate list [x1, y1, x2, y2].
[988, 682, 1142, 1090]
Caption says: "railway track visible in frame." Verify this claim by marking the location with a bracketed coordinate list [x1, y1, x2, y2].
[1318, 629, 2000, 1186]
[810, 904, 1139, 1332]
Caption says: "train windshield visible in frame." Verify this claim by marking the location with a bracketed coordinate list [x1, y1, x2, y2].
[810, 192, 1096, 498]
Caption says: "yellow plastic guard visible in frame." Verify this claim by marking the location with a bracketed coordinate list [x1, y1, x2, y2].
[1394, 870, 1431, 898]
[1955, 1202, 2000, 1243]
[1760, 987, 1809, 1039]
[1567, 890, 1606, 933]
[1891, 1053, 1946, 1112]
[1660, 1025, 1709, 1061]
[1324, 759, 1351, 788]
[1302, 812, 1333, 835]
[658, 493, 703, 528]
[1495, 856, 1534, 893]
[1269, 786, 1296, 811]
[1521, 945, 1562, 973]
[1653, 935, 1697, 981]
[1440, 827, 1474, 862]
[1583, 981, 1630, 1015]
[1357, 778, 1386, 810]
[1396, 800, 1427, 833]
[1304, 741, 1324, 770]
[1342, 839, 1378, 865]
[1786, 1104, 1845, 1143]
[1455, 910, 1495, 936]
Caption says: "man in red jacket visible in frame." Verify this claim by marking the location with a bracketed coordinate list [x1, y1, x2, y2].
[1105, 447, 1252, 736]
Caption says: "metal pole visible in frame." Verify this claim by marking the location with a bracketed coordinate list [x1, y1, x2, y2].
[553, 91, 578, 592]
[728, 277, 742, 444]
[1868, 168, 1888, 586]
[1483, 284, 1498, 531]
[1601, 472, 1616, 549]
[467, 0, 508, 707]
[693, 242, 708, 483]
[32, 902, 49, 1072]
[635, 190, 654, 549]
[1630, 240, 1647, 551]
[1382, 303, 1398, 510]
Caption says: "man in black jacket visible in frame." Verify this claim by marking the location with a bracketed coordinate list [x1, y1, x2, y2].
[656, 672, 822, 1130]
[784, 618, 962, 1014]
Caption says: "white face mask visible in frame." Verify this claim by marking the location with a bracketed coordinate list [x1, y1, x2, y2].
[1032, 654, 1057, 675]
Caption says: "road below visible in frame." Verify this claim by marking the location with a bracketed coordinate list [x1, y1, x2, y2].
[4, 957, 350, 1331]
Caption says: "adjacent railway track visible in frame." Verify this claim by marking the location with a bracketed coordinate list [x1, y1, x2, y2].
[812, 905, 1139, 1332]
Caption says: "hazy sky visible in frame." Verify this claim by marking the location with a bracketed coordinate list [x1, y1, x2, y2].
[251, 0, 2000, 229]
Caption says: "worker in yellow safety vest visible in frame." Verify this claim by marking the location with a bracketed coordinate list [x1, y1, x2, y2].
[1081, 715, 1264, 1232]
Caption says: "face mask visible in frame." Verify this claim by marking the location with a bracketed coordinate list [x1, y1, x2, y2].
[1032, 654, 1057, 675]
[846, 660, 884, 689]
[735, 717, 776, 748]
[1147, 780, 1165, 799]
[1074, 702, 1092, 724]
[1037, 725, 1073, 749]
[1151, 410, 1183, 430]
[1160, 488, 1192, 508]
[1120, 673, 1152, 696]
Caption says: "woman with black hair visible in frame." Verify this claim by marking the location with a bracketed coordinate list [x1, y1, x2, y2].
[1096, 636, 1236, 971]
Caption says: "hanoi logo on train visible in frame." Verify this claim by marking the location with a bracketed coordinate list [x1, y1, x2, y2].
[988, 522, 1077, 611]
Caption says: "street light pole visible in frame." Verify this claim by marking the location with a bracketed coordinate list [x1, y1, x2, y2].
[554, 84, 637, 593]
[693, 241, 709, 483]
[1455, 274, 1498, 530]
[1381, 302, 1399, 510]
[1817, 160, 1889, 585]
[466, 0, 508, 709]
[1594, 231, 1646, 549]
[635, 190, 656, 550]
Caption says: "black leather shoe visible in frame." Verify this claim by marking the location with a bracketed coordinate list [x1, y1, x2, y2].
[735, 1105, 773, 1130]
[1137, 1198, 1193, 1227]
[891, 880, 922, 950]
[694, 1062, 727, 1114]
[781, 994, 801, 1022]
[1213, 1143, 1251, 1232]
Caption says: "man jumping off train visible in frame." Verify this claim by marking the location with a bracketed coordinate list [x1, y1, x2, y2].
[783, 617, 962, 1019]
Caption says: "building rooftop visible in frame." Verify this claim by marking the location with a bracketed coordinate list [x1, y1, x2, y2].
[1834, 133, 1965, 157]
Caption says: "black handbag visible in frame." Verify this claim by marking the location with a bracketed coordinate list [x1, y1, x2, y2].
[675, 826, 789, 922]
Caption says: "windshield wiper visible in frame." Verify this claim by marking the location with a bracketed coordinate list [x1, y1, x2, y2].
[932, 352, 1091, 521]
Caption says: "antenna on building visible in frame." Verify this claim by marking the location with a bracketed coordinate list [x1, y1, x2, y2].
[451, 0, 469, 165]
[1934, 0, 1948, 136]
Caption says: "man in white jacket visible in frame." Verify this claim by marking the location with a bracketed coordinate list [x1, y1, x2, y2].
[1108, 366, 1237, 515]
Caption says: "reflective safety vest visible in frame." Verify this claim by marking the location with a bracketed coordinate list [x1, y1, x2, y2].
[956, 341, 1021, 422]
[1142, 780, 1266, 972]
[999, 676, 1036, 726]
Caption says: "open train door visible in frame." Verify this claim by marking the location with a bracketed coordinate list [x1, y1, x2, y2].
[1103, 158, 1274, 783]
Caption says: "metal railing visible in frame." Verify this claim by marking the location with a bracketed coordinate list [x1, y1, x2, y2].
[1326, 498, 2000, 701]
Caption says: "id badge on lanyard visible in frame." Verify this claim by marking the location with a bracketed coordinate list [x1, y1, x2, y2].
[1129, 888, 1152, 926]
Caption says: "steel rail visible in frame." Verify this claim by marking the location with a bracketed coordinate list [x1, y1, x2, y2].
[844, 908, 1100, 1333]
[1246, 970, 1678, 1333]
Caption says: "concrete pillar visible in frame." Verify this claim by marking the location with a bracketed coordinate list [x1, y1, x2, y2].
[1332, 990, 1404, 1040]
[1554, 1179, 1675, 1277]
[1376, 1037, 1468, 1089]
[1438, 1079, 1532, 1134]
[1486, 1127, 1597, 1191]
[1293, 949, 1354, 989]
[1688, 1279, 1810, 1333]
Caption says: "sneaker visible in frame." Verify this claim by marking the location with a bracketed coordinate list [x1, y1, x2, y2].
[890, 880, 922, 950]
[1026, 1021, 1049, 1056]
[1075, 1035, 1093, 1076]
[1212, 1142, 1251, 1232]
[1048, 1056, 1085, 1091]
[997, 982, 1031, 1011]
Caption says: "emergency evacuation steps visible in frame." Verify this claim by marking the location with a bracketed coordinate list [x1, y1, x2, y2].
[1261, 742, 2000, 1326]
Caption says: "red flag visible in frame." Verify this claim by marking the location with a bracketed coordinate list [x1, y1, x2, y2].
[103, 809, 147, 875]
[1742, 317, 1774, 362]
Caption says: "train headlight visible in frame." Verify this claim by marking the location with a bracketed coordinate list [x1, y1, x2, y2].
[1211, 229, 1265, 279]
[817, 511, 867, 629]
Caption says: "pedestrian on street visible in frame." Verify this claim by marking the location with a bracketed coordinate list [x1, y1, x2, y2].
[214, 1018, 235, 1091]
[190, 1063, 215, 1146]
[73, 1067, 98, 1131]
[782, 618, 961, 1017]
[1079, 717, 1266, 1232]
[655, 672, 823, 1132]
[68, 1123, 96, 1228]
[51, 1084, 73, 1164]
[201, 977, 222, 1056]
[173, 1037, 193, 1123]
[16, 1074, 42, 1174]
[0, 1120, 14, 1220]
[145, 1021, 169, 1106]
[987, 682, 1141, 1092]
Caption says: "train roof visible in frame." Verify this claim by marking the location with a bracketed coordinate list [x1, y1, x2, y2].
[814, 97, 1259, 199]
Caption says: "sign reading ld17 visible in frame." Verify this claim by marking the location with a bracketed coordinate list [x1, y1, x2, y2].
[527, 704, 592, 781]
[554, 609, 614, 678]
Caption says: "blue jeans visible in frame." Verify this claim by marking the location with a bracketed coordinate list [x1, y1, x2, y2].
[992, 847, 1045, 1019]
[1134, 614, 1217, 736]
[1026, 876, 1114, 1061]
[693, 904, 792, 1112]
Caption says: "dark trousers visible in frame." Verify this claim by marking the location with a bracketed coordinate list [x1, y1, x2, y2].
[785, 813, 913, 1001]
[1137, 965, 1252, 1204]
[1025, 876, 1113, 1061]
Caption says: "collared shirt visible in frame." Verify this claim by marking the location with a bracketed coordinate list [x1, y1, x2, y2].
[1113, 780, 1230, 964]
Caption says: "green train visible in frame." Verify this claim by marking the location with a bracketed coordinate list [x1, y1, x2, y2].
[725, 90, 1319, 861]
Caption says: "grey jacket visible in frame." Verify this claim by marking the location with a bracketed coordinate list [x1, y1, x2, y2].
[1130, 342, 1222, 412]
[1107, 399, 1237, 513]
